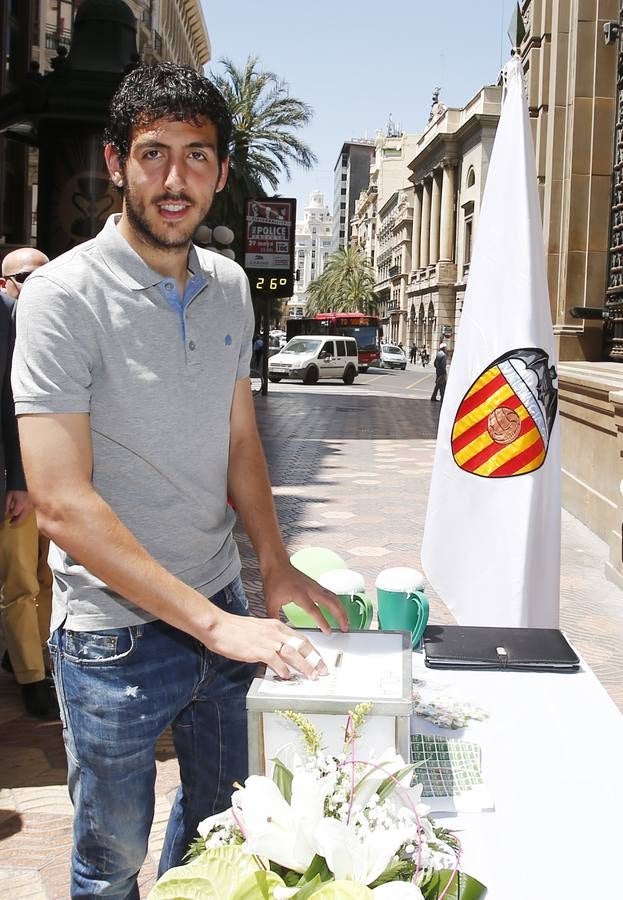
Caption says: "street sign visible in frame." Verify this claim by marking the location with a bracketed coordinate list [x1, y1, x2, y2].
[243, 198, 296, 298]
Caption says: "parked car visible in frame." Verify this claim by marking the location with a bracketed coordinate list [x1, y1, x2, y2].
[268, 335, 359, 385]
[268, 329, 287, 350]
[380, 344, 407, 370]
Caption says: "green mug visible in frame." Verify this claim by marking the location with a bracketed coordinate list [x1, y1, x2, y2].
[375, 567, 429, 648]
[282, 569, 373, 630]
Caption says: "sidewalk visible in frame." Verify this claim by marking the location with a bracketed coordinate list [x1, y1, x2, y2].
[1, 384, 621, 897]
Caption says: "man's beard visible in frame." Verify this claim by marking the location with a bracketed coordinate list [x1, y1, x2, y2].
[123, 184, 210, 251]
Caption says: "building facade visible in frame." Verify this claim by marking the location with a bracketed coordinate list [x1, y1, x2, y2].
[287, 190, 334, 318]
[405, 86, 502, 355]
[360, 128, 420, 342]
[0, 0, 210, 249]
[32, 1, 210, 72]
[332, 140, 375, 252]
[517, 0, 623, 588]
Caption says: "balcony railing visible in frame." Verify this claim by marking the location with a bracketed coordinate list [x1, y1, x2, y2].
[388, 265, 401, 278]
[45, 29, 72, 51]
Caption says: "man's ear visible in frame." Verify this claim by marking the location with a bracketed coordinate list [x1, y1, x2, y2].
[104, 144, 125, 189]
[216, 157, 229, 194]
[0, 277, 6, 290]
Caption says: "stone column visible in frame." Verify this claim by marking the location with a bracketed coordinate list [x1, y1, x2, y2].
[419, 178, 431, 268]
[429, 169, 441, 265]
[412, 184, 422, 270]
[439, 160, 456, 261]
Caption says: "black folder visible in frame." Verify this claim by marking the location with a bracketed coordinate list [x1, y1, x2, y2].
[423, 624, 580, 672]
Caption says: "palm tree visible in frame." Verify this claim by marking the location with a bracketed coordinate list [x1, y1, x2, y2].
[207, 55, 317, 261]
[306, 247, 379, 316]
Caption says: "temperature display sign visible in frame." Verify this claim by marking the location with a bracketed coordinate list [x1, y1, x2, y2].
[243, 198, 296, 298]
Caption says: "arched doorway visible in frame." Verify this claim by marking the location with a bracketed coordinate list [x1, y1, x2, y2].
[426, 301, 436, 350]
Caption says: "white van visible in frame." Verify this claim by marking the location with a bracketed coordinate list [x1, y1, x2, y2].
[268, 335, 359, 385]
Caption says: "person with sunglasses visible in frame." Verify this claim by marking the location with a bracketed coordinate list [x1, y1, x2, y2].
[0, 247, 56, 718]
[0, 248, 49, 296]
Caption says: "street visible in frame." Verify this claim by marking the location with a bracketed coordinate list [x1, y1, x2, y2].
[266, 361, 437, 399]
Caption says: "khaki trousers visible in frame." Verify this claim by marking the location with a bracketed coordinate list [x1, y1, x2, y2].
[0, 511, 52, 684]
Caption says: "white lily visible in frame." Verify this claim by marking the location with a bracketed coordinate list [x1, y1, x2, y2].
[196, 806, 235, 839]
[232, 769, 332, 873]
[372, 882, 425, 898]
[314, 816, 414, 886]
[354, 749, 413, 807]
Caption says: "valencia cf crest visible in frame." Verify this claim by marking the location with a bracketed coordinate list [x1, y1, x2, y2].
[451, 348, 557, 478]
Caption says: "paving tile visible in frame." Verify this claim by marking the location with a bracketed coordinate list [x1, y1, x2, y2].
[0, 867, 47, 899]
[13, 784, 73, 818]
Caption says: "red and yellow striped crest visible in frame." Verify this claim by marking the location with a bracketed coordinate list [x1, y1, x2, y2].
[451, 359, 549, 478]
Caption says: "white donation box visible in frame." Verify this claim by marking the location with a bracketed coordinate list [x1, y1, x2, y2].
[246, 630, 413, 776]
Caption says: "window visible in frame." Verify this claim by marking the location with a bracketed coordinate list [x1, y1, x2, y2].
[464, 217, 473, 265]
[466, 166, 476, 188]
[341, 188, 347, 195]
[336, 340, 346, 356]
[347, 341, 358, 357]
[340, 202, 346, 209]
[342, 173, 347, 181]
[322, 341, 336, 356]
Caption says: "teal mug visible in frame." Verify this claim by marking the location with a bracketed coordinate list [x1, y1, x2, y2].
[282, 568, 373, 629]
[375, 567, 429, 648]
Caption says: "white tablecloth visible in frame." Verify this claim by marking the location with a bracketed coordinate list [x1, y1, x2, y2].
[410, 651, 623, 899]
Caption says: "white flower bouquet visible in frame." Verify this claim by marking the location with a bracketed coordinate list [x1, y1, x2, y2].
[149, 704, 487, 899]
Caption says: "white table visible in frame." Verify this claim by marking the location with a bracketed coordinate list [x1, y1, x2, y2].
[410, 651, 623, 899]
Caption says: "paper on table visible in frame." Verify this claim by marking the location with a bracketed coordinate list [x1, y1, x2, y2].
[258, 631, 404, 699]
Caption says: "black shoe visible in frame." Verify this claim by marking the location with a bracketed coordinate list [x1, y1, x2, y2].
[21, 679, 60, 720]
[2, 650, 13, 675]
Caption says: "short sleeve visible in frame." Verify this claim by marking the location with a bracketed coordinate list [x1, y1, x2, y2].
[236, 271, 255, 381]
[12, 274, 99, 415]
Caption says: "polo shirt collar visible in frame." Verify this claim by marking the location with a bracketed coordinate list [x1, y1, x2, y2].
[96, 214, 215, 291]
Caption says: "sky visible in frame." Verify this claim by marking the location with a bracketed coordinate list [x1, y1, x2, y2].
[200, 0, 519, 218]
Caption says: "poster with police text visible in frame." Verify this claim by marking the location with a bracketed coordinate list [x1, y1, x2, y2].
[244, 199, 294, 269]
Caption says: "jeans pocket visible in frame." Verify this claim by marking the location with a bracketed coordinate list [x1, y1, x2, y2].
[61, 626, 140, 666]
[222, 576, 249, 614]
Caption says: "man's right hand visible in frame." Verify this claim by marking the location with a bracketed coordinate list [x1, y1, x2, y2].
[203, 609, 328, 681]
[3, 490, 33, 525]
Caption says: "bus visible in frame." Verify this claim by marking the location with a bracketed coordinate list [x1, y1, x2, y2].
[286, 313, 381, 371]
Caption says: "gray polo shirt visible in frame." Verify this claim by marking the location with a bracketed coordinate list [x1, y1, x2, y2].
[12, 214, 254, 632]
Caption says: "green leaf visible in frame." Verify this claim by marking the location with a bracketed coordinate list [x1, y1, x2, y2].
[375, 764, 419, 803]
[420, 869, 488, 900]
[306, 881, 372, 898]
[148, 873, 217, 899]
[272, 758, 294, 804]
[298, 855, 332, 885]
[293, 874, 324, 899]
[150, 845, 263, 899]
[230, 869, 286, 899]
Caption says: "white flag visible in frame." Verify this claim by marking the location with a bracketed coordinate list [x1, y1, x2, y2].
[421, 57, 560, 628]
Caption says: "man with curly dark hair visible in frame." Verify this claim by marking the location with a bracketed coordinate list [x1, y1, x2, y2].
[12, 63, 346, 898]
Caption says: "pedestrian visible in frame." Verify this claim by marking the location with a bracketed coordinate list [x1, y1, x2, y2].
[420, 345, 429, 367]
[12, 62, 346, 897]
[0, 248, 56, 719]
[409, 343, 417, 364]
[252, 333, 263, 368]
[431, 342, 448, 401]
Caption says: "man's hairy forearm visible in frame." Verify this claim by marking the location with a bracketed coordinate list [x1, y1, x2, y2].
[36, 484, 220, 639]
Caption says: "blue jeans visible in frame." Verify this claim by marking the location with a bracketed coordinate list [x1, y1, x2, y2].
[49, 576, 256, 899]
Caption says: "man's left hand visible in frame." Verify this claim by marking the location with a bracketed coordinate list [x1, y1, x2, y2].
[263, 562, 349, 633]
